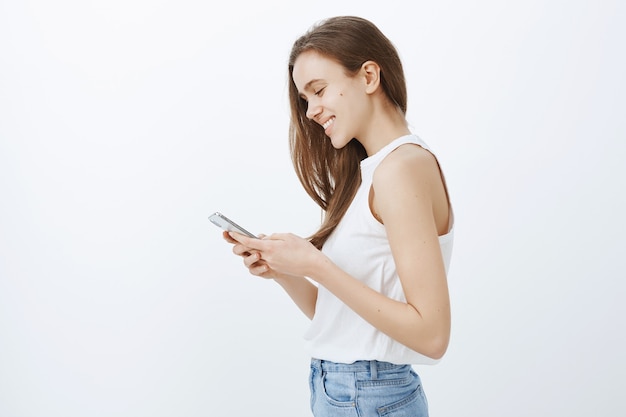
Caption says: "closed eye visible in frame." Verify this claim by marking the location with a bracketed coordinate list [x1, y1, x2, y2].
[314, 87, 326, 96]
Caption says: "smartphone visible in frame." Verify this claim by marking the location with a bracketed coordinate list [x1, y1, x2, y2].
[208, 212, 257, 238]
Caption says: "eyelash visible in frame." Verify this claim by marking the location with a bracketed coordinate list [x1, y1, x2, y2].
[300, 87, 326, 103]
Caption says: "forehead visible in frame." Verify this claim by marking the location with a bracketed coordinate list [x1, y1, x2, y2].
[292, 50, 345, 91]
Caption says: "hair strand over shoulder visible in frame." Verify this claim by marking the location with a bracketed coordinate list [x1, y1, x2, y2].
[287, 16, 407, 249]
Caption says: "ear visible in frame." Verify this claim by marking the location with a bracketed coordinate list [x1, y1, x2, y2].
[361, 61, 382, 94]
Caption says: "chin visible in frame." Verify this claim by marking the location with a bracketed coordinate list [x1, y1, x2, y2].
[329, 135, 351, 150]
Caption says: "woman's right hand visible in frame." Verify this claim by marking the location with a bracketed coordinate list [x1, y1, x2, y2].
[222, 231, 277, 279]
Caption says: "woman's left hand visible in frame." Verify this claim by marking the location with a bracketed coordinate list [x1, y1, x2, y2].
[227, 232, 326, 279]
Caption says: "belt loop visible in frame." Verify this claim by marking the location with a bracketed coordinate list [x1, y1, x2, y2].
[370, 360, 378, 380]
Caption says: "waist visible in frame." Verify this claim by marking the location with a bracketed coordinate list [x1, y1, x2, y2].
[311, 358, 411, 374]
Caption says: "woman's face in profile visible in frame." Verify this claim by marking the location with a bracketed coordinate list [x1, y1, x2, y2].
[292, 50, 371, 149]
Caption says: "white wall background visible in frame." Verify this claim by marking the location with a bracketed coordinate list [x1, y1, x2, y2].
[1, 0, 624, 416]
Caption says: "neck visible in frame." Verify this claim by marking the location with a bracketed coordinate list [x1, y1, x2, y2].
[358, 102, 411, 156]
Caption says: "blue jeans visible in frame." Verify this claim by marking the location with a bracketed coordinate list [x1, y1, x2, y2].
[309, 359, 429, 417]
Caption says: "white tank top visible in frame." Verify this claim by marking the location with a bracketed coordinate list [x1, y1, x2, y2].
[303, 134, 454, 365]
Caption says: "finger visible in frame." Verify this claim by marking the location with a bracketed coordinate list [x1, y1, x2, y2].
[233, 247, 251, 257]
[248, 262, 270, 277]
[243, 251, 262, 268]
[223, 231, 237, 243]
[229, 231, 264, 249]
[263, 232, 291, 241]
[227, 231, 248, 243]
[232, 243, 252, 257]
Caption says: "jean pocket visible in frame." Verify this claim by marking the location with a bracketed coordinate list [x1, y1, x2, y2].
[377, 384, 428, 417]
[322, 371, 357, 407]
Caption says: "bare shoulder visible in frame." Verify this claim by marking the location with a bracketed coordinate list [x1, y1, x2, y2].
[373, 144, 441, 188]
[372, 143, 450, 235]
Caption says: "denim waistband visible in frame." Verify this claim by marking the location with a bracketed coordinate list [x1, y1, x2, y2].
[310, 358, 408, 379]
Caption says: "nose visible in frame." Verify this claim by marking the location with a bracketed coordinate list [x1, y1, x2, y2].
[305, 98, 322, 121]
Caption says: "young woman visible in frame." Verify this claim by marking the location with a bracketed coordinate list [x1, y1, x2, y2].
[223, 16, 454, 417]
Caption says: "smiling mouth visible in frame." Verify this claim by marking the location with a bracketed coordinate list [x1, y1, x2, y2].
[322, 117, 335, 130]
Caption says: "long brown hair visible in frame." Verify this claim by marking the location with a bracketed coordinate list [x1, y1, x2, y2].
[288, 16, 408, 249]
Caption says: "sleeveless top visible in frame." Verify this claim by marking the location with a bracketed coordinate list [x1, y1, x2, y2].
[303, 134, 454, 365]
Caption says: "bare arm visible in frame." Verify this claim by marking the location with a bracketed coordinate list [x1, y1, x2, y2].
[224, 231, 318, 320]
[307, 244, 449, 358]
[232, 146, 451, 359]
[310, 147, 450, 357]
[274, 275, 318, 320]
